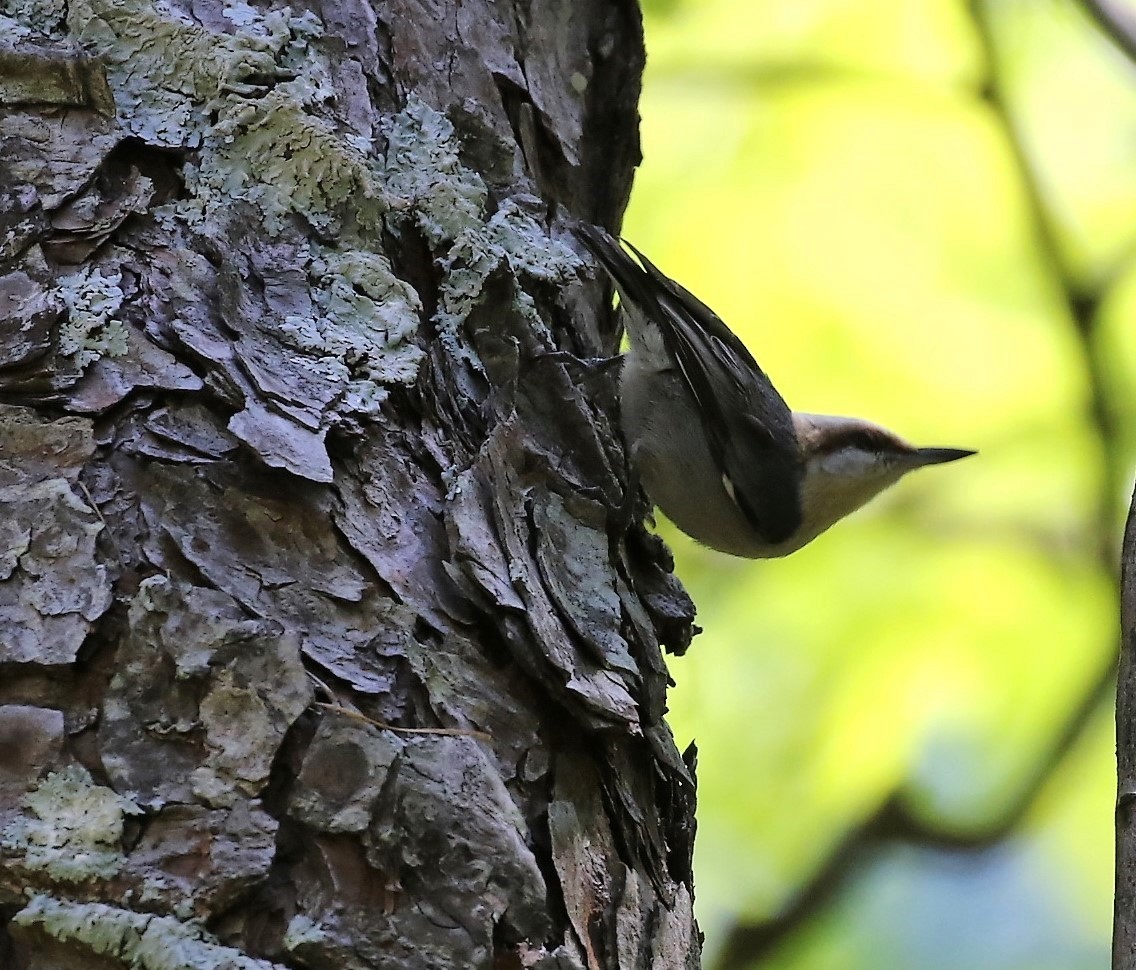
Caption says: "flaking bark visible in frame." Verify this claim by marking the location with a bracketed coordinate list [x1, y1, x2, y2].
[1117, 485, 1136, 968]
[0, 0, 701, 967]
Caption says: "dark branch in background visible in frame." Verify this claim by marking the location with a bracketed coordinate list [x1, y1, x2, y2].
[716, 668, 1116, 970]
[1078, 0, 1136, 66]
[969, 0, 1121, 569]
[1076, 0, 1136, 302]
[717, 2, 1125, 966]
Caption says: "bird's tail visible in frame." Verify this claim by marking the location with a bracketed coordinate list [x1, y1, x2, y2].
[574, 223, 663, 318]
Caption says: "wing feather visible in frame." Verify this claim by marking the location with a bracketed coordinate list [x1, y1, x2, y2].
[577, 225, 803, 543]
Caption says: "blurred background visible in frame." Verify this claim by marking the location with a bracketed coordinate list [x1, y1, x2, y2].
[622, 0, 1136, 967]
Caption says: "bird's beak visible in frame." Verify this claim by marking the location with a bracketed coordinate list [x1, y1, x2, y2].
[913, 447, 977, 466]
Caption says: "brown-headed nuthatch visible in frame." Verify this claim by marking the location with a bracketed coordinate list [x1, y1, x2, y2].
[577, 224, 974, 558]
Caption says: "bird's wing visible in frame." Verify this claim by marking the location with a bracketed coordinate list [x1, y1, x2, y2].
[578, 225, 803, 543]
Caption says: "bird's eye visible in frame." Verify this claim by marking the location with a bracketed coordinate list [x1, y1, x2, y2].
[846, 431, 876, 451]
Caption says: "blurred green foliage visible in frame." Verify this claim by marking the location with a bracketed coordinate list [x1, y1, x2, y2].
[623, 1, 1136, 966]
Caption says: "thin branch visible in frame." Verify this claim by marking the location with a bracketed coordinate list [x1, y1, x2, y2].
[1078, 0, 1136, 66]
[968, 0, 1122, 568]
[313, 702, 493, 741]
[716, 667, 1117, 969]
[305, 671, 492, 741]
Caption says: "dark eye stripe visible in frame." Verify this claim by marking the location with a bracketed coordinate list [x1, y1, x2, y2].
[816, 428, 894, 455]
[846, 431, 878, 450]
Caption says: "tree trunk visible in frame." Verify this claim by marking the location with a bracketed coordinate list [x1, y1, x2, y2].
[1117, 485, 1136, 968]
[0, 1, 701, 967]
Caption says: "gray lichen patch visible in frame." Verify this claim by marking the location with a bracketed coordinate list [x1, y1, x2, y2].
[68, 0, 287, 147]
[71, 0, 387, 241]
[63, 0, 385, 242]
[383, 95, 488, 247]
[260, 244, 424, 426]
[1, 764, 140, 882]
[381, 98, 581, 337]
[186, 84, 388, 238]
[0, 0, 67, 39]
[305, 247, 423, 386]
[437, 199, 582, 333]
[56, 265, 128, 371]
[60, 1, 431, 434]
[12, 895, 287, 969]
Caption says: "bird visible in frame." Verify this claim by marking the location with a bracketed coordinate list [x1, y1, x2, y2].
[575, 224, 974, 558]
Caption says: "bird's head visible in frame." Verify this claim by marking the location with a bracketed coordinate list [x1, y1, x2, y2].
[790, 413, 974, 546]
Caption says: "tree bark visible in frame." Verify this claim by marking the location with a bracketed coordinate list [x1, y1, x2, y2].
[1117, 484, 1136, 968]
[0, 0, 701, 967]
